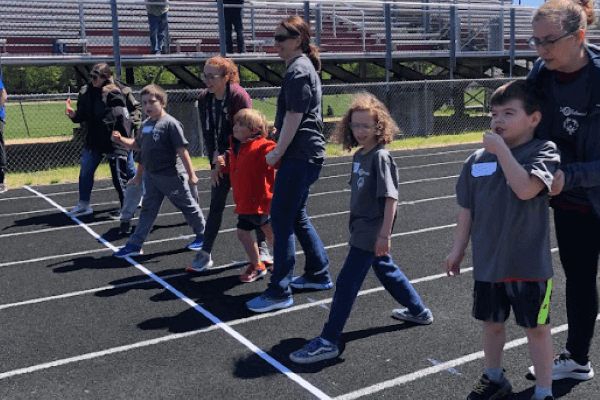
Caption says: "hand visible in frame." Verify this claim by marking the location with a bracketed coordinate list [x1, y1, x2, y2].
[217, 155, 226, 168]
[65, 105, 75, 118]
[444, 250, 464, 276]
[482, 131, 507, 155]
[127, 174, 142, 186]
[266, 148, 282, 167]
[210, 168, 222, 187]
[549, 169, 565, 196]
[375, 235, 391, 257]
[111, 131, 122, 143]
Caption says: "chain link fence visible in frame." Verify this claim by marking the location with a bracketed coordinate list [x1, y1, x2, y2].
[4, 77, 515, 174]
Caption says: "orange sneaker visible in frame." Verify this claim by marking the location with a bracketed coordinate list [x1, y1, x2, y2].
[240, 262, 267, 283]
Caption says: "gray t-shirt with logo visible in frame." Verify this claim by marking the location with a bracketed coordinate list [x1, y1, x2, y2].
[138, 114, 188, 176]
[348, 144, 399, 252]
[456, 139, 560, 282]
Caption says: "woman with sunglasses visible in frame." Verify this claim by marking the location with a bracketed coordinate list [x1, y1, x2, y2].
[65, 63, 141, 218]
[526, 0, 598, 386]
[246, 16, 332, 313]
[187, 56, 272, 271]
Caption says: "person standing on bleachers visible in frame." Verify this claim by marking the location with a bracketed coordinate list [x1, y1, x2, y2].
[222, 0, 245, 53]
[0, 75, 7, 193]
[146, 0, 169, 55]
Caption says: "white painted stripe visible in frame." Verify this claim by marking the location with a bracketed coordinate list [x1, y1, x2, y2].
[333, 316, 600, 400]
[21, 185, 332, 400]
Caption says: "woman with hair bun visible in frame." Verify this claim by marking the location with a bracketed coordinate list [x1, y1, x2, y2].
[246, 16, 333, 313]
[526, 0, 598, 387]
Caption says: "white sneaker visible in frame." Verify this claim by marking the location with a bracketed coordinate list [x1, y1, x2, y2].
[529, 348, 594, 381]
[67, 202, 93, 217]
[0, 183, 7, 194]
[185, 251, 213, 273]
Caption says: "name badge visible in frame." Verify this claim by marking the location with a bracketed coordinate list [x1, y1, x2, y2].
[353, 162, 360, 173]
[142, 125, 153, 135]
[471, 162, 497, 177]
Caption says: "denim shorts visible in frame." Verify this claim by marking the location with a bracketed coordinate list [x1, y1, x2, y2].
[472, 279, 553, 328]
[237, 214, 270, 231]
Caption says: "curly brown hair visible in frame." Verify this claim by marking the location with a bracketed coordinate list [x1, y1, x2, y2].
[332, 93, 400, 151]
[205, 56, 241, 85]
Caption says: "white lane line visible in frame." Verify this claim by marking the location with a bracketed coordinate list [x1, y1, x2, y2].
[0, 199, 452, 268]
[333, 316, 600, 400]
[21, 185, 332, 400]
[323, 147, 476, 167]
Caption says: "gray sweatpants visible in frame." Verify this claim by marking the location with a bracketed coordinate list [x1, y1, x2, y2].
[128, 172, 205, 247]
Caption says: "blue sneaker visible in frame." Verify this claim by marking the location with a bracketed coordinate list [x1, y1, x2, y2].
[289, 275, 334, 290]
[289, 337, 339, 364]
[391, 307, 433, 325]
[113, 243, 143, 258]
[246, 293, 293, 313]
[187, 235, 204, 251]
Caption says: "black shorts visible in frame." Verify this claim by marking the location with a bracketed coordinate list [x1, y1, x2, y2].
[237, 214, 270, 231]
[472, 279, 553, 328]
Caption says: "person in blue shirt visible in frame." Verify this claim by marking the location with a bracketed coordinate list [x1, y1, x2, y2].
[0, 75, 7, 193]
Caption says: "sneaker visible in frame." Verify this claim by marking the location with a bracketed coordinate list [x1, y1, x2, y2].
[289, 275, 334, 290]
[0, 183, 7, 194]
[240, 262, 267, 283]
[108, 209, 121, 220]
[467, 374, 512, 400]
[113, 243, 143, 258]
[66, 202, 93, 217]
[391, 307, 434, 325]
[528, 348, 594, 381]
[187, 236, 204, 251]
[119, 220, 132, 235]
[259, 241, 274, 272]
[289, 337, 339, 364]
[246, 293, 293, 313]
[185, 251, 213, 273]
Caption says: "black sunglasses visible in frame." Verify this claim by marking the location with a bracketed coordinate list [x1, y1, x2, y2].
[274, 33, 298, 43]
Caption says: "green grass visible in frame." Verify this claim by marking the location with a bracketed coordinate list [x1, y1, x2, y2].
[6, 131, 482, 188]
[5, 101, 77, 140]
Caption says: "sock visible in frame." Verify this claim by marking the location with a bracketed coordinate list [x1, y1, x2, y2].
[533, 385, 552, 400]
[484, 367, 504, 383]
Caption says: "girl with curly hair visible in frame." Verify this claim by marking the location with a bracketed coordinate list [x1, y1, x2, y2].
[289, 93, 432, 364]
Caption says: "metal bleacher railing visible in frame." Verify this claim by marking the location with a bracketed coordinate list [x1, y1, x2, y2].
[4, 0, 599, 74]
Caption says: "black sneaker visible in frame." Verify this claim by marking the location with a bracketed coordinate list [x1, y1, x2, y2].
[468, 374, 512, 400]
[108, 209, 121, 220]
[120, 220, 132, 235]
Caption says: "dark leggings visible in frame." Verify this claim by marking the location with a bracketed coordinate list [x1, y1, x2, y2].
[554, 206, 600, 365]
[108, 156, 130, 208]
[202, 173, 266, 254]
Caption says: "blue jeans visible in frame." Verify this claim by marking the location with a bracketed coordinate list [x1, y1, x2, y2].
[78, 148, 104, 203]
[147, 12, 169, 54]
[79, 149, 137, 205]
[321, 246, 427, 345]
[265, 159, 330, 298]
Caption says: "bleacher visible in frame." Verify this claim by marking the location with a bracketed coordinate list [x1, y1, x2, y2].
[1, 0, 599, 61]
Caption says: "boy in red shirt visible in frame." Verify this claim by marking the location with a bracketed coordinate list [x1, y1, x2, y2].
[229, 109, 278, 282]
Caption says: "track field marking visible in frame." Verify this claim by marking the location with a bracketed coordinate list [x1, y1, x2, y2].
[333, 315, 600, 400]
[21, 185, 332, 400]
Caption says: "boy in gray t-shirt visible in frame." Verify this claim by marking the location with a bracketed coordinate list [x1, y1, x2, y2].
[112, 84, 205, 258]
[445, 80, 560, 400]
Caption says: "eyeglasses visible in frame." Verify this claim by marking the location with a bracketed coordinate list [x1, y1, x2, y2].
[90, 72, 105, 80]
[528, 31, 574, 50]
[274, 34, 297, 43]
[201, 73, 223, 82]
[350, 122, 376, 131]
